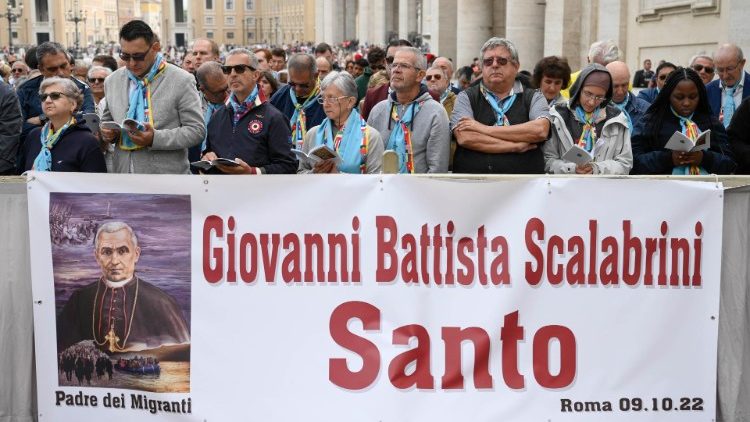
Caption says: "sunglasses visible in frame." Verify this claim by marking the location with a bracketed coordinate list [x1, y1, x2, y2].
[482, 56, 512, 67]
[119, 45, 153, 62]
[385, 56, 395, 65]
[288, 81, 312, 89]
[11, 68, 24, 73]
[658, 74, 669, 81]
[425, 74, 442, 81]
[40, 92, 69, 101]
[88, 77, 106, 84]
[221, 64, 256, 75]
[692, 64, 715, 74]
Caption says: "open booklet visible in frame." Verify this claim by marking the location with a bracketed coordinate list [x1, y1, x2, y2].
[294, 145, 341, 167]
[190, 158, 242, 172]
[100, 118, 145, 132]
[562, 145, 594, 166]
[664, 130, 711, 152]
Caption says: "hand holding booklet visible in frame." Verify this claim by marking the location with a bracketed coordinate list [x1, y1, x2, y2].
[562, 145, 594, 166]
[294, 145, 341, 167]
[190, 158, 242, 172]
[100, 118, 145, 132]
[664, 130, 710, 152]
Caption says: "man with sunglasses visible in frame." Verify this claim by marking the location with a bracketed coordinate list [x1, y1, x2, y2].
[689, 54, 716, 85]
[100, 20, 204, 174]
[16, 42, 96, 153]
[270, 53, 326, 150]
[636, 61, 676, 105]
[354, 45, 388, 102]
[707, 44, 750, 128]
[201, 49, 296, 175]
[450, 37, 551, 174]
[9, 61, 29, 87]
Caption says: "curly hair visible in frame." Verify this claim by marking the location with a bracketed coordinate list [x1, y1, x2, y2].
[532, 56, 571, 89]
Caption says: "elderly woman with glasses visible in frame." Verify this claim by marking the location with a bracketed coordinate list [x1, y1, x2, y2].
[298, 71, 383, 174]
[631, 67, 735, 175]
[20, 76, 106, 172]
[543, 64, 632, 175]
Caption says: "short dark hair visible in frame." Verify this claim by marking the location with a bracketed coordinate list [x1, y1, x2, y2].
[388, 39, 413, 49]
[119, 20, 156, 45]
[655, 61, 677, 77]
[367, 47, 386, 66]
[93, 55, 118, 73]
[315, 43, 333, 55]
[355, 58, 369, 68]
[36, 42, 67, 66]
[25, 46, 38, 69]
[532, 56, 572, 89]
[271, 48, 286, 59]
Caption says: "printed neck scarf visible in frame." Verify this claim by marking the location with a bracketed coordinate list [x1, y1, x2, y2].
[33, 117, 76, 171]
[480, 82, 516, 126]
[121, 53, 167, 150]
[201, 101, 225, 152]
[614, 94, 633, 133]
[722, 85, 737, 128]
[289, 81, 320, 149]
[386, 100, 422, 174]
[670, 107, 707, 176]
[229, 85, 260, 127]
[574, 105, 599, 153]
[315, 109, 370, 174]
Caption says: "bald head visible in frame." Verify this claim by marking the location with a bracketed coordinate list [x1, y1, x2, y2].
[433, 57, 454, 79]
[606, 61, 631, 104]
[714, 43, 746, 87]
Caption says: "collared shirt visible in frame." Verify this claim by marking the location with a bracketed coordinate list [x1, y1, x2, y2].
[720, 71, 747, 111]
[449, 80, 551, 130]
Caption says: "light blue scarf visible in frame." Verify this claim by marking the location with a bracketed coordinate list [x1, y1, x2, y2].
[201, 102, 224, 152]
[121, 53, 166, 150]
[314, 110, 368, 174]
[387, 100, 421, 174]
[33, 117, 76, 171]
[613, 94, 633, 133]
[480, 83, 516, 126]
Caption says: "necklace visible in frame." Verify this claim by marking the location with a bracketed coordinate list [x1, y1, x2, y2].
[91, 277, 139, 352]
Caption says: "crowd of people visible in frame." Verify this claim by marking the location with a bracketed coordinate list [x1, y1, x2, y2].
[0, 19, 748, 177]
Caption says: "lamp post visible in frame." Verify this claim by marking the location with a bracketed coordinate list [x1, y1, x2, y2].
[2, 1, 23, 53]
[65, 0, 86, 59]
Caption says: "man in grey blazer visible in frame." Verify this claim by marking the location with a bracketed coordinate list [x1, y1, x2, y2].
[101, 20, 204, 174]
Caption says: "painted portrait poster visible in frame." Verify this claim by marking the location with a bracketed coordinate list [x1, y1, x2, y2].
[51, 193, 191, 393]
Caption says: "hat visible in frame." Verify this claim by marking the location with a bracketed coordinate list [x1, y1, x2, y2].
[582, 70, 611, 91]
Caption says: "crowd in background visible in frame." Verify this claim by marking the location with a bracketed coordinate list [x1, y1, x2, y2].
[0, 19, 748, 177]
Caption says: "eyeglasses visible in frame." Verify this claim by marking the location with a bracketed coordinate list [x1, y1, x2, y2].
[580, 90, 606, 103]
[390, 62, 420, 71]
[482, 56, 512, 67]
[692, 64, 715, 74]
[221, 64, 256, 75]
[88, 77, 106, 84]
[288, 81, 312, 89]
[716, 63, 741, 74]
[11, 68, 25, 74]
[425, 74, 442, 81]
[316, 95, 350, 104]
[385, 56, 395, 65]
[40, 92, 69, 101]
[119, 45, 153, 62]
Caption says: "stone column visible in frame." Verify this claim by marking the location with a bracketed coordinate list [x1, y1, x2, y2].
[372, 0, 388, 45]
[357, 0, 370, 44]
[429, 0, 456, 63]
[344, 0, 357, 40]
[456, 0, 493, 68]
[505, 1, 545, 71]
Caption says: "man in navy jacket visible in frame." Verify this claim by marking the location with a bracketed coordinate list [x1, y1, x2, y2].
[706, 44, 750, 127]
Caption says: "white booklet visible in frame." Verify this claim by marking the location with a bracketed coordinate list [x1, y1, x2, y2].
[562, 145, 594, 165]
[100, 118, 145, 132]
[294, 145, 341, 166]
[664, 130, 710, 152]
[190, 158, 242, 171]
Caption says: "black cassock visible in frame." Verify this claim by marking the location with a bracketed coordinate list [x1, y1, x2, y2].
[57, 276, 190, 353]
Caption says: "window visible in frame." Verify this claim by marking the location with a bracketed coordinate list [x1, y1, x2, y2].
[225, 0, 234, 10]
[35, 0, 49, 22]
[206, 0, 213, 9]
[175, 0, 186, 23]
[226, 32, 234, 39]
[224, 16, 235, 26]
[204, 16, 214, 25]
[246, 17, 255, 26]
[245, 0, 254, 10]
[247, 32, 254, 40]
[206, 31, 214, 39]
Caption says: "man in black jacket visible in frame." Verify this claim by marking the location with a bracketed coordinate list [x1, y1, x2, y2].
[632, 59, 654, 88]
[0, 82, 22, 175]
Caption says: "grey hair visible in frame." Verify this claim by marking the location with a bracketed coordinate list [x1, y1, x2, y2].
[715, 44, 744, 62]
[480, 38, 520, 66]
[320, 71, 357, 99]
[689, 54, 713, 66]
[588, 40, 620, 65]
[398, 47, 427, 70]
[95, 221, 139, 251]
[288, 53, 317, 75]
[36, 42, 68, 64]
[87, 65, 112, 79]
[226, 48, 260, 70]
[195, 61, 225, 86]
[39, 77, 83, 110]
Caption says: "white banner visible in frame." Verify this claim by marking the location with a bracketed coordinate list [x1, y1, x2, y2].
[27, 173, 723, 421]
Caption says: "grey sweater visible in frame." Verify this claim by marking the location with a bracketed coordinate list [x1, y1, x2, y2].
[367, 89, 450, 173]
